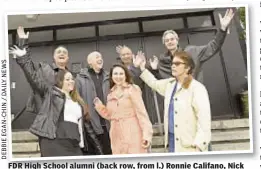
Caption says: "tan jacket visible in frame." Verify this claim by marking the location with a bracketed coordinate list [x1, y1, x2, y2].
[140, 69, 211, 152]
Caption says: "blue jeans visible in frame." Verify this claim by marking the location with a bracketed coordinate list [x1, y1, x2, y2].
[168, 133, 175, 152]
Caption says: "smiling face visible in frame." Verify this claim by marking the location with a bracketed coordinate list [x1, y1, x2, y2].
[53, 46, 69, 69]
[112, 66, 126, 86]
[164, 33, 179, 51]
[87, 52, 104, 71]
[61, 72, 75, 93]
[119, 47, 133, 65]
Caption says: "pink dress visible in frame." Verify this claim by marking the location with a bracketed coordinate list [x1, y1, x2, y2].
[95, 83, 153, 154]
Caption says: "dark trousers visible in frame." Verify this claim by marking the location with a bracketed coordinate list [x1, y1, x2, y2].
[84, 126, 112, 155]
[39, 137, 82, 157]
[97, 126, 112, 155]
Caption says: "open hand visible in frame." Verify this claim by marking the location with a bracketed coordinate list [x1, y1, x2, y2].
[133, 51, 145, 68]
[149, 55, 159, 70]
[9, 45, 26, 58]
[17, 26, 29, 39]
[219, 8, 235, 31]
[116, 45, 126, 54]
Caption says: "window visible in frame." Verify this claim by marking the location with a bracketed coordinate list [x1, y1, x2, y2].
[143, 18, 184, 31]
[187, 16, 212, 28]
[99, 22, 139, 36]
[57, 27, 95, 40]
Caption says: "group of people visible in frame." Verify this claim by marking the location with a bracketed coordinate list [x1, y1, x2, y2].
[9, 8, 234, 157]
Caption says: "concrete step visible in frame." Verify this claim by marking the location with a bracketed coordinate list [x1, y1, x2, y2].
[152, 119, 249, 135]
[12, 119, 250, 157]
[151, 148, 165, 153]
[151, 128, 250, 147]
[12, 142, 40, 153]
[211, 119, 249, 130]
[13, 153, 41, 158]
[12, 119, 249, 143]
[151, 142, 250, 153]
[12, 142, 250, 156]
[211, 129, 249, 142]
[13, 130, 250, 153]
[212, 142, 250, 151]
[12, 131, 38, 142]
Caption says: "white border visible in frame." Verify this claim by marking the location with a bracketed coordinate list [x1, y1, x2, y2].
[5, 3, 253, 162]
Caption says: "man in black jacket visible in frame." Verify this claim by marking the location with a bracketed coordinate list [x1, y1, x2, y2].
[75, 51, 112, 155]
[151, 8, 235, 83]
[14, 26, 69, 117]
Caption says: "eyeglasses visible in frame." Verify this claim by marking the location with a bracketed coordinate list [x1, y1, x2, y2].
[172, 61, 185, 66]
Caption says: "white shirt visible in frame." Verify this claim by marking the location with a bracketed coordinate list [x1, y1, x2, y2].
[63, 97, 84, 148]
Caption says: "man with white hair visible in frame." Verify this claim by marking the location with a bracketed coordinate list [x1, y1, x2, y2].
[75, 51, 112, 155]
[151, 8, 235, 82]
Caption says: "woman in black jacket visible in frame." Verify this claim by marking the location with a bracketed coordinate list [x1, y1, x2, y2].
[10, 45, 103, 157]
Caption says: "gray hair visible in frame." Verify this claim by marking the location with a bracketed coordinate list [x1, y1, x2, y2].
[162, 30, 179, 44]
[87, 51, 102, 65]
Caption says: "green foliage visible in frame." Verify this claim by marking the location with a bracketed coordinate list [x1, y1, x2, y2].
[238, 7, 246, 40]
[240, 91, 248, 117]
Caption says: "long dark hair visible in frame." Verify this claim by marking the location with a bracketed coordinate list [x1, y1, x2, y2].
[55, 69, 90, 120]
[109, 64, 133, 88]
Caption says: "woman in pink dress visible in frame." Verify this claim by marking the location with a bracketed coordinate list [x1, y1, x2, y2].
[94, 64, 153, 154]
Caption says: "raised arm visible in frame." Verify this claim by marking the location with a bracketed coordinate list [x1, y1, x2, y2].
[192, 84, 211, 151]
[187, 9, 235, 63]
[186, 29, 226, 64]
[135, 51, 172, 96]
[132, 53, 162, 79]
[9, 46, 48, 97]
[17, 26, 30, 49]
[93, 97, 112, 120]
[140, 69, 172, 96]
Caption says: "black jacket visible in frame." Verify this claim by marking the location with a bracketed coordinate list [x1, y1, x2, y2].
[16, 46, 103, 155]
[157, 28, 227, 82]
[75, 68, 110, 135]
[17, 38, 59, 115]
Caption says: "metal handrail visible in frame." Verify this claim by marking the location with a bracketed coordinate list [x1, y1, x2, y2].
[153, 91, 164, 136]
[11, 106, 26, 125]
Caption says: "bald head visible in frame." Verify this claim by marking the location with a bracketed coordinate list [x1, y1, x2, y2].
[87, 51, 103, 72]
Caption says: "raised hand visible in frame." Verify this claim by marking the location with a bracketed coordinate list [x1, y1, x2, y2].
[219, 8, 235, 31]
[116, 45, 124, 54]
[17, 26, 29, 39]
[9, 45, 26, 58]
[149, 55, 159, 70]
[133, 51, 145, 68]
